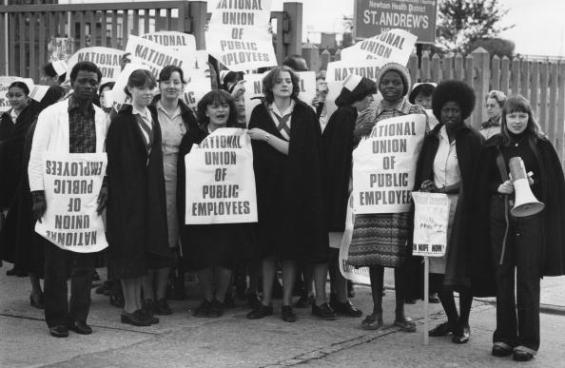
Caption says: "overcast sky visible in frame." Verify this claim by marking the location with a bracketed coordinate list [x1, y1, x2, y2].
[270, 0, 565, 57]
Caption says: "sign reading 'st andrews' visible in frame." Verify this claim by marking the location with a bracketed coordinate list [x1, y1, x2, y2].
[354, 0, 437, 43]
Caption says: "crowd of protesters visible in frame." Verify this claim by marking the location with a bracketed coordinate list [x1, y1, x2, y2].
[0, 54, 564, 364]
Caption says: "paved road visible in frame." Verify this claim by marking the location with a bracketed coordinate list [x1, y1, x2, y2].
[1, 265, 565, 368]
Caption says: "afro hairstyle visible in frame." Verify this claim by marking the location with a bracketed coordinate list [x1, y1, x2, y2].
[431, 80, 476, 121]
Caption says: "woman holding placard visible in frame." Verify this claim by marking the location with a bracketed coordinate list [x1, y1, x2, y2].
[349, 63, 424, 332]
[246, 66, 330, 322]
[477, 95, 565, 361]
[414, 80, 483, 344]
[140, 65, 198, 316]
[107, 69, 169, 327]
[177, 89, 253, 318]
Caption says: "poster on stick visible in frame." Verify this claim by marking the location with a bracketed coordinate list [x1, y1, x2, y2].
[67, 47, 125, 81]
[184, 128, 257, 224]
[340, 28, 417, 64]
[411, 191, 448, 257]
[125, 35, 185, 78]
[206, 0, 277, 71]
[35, 153, 108, 253]
[352, 113, 426, 214]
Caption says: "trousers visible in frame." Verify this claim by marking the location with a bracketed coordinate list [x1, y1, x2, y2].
[490, 196, 542, 351]
[43, 240, 95, 327]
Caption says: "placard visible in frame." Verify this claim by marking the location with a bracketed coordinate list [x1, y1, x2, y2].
[411, 191, 448, 257]
[206, 0, 277, 71]
[35, 153, 108, 253]
[66, 47, 125, 81]
[341, 28, 417, 64]
[185, 128, 257, 224]
[352, 113, 426, 214]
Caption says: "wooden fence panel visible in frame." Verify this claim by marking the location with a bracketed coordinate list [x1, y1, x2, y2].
[539, 62, 549, 134]
[549, 63, 558, 145]
[530, 61, 539, 117]
[491, 55, 500, 90]
[500, 57, 510, 95]
[520, 60, 530, 100]
[557, 63, 565, 162]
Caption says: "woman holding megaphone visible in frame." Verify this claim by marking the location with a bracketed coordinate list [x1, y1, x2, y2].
[478, 95, 565, 362]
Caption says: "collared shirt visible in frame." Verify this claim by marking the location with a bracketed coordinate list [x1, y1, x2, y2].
[269, 99, 295, 141]
[9, 109, 18, 124]
[67, 94, 96, 153]
[433, 125, 461, 189]
[156, 101, 186, 156]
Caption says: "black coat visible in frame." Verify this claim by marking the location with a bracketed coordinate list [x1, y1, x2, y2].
[106, 105, 169, 279]
[0, 100, 41, 208]
[477, 134, 565, 277]
[322, 105, 357, 231]
[150, 95, 199, 133]
[414, 124, 493, 295]
[176, 127, 254, 270]
[249, 100, 328, 263]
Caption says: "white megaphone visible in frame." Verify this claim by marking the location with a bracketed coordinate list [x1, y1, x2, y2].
[509, 157, 544, 217]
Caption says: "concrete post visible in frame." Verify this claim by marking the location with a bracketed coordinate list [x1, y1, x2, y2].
[189, 1, 207, 50]
[283, 2, 302, 59]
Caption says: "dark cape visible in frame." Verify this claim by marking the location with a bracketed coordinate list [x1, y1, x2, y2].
[249, 100, 328, 263]
[106, 105, 169, 279]
[0, 100, 41, 208]
[476, 134, 565, 277]
[414, 123, 494, 296]
[177, 126, 254, 270]
[322, 105, 357, 232]
[0, 121, 45, 274]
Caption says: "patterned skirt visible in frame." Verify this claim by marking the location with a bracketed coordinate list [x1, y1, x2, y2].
[347, 212, 410, 268]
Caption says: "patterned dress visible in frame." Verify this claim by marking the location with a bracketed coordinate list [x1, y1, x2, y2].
[348, 98, 425, 268]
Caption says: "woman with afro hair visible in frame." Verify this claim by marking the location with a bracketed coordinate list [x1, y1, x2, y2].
[414, 79, 484, 344]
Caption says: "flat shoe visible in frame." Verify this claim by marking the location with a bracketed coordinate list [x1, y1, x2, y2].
[513, 347, 535, 362]
[29, 293, 44, 309]
[68, 321, 93, 335]
[452, 325, 470, 344]
[394, 318, 417, 333]
[49, 325, 69, 338]
[121, 310, 152, 326]
[332, 300, 363, 318]
[361, 313, 383, 330]
[281, 305, 296, 322]
[492, 343, 513, 357]
[429, 321, 455, 337]
[246, 304, 273, 319]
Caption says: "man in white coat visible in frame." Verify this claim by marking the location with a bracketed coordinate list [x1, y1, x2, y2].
[29, 61, 108, 338]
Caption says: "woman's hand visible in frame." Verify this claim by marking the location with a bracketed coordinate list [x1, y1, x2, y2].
[420, 179, 437, 192]
[498, 180, 514, 194]
[247, 128, 270, 142]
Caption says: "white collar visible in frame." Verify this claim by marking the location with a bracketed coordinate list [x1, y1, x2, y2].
[270, 99, 295, 118]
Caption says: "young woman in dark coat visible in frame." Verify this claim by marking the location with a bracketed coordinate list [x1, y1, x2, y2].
[0, 81, 42, 294]
[1, 85, 65, 308]
[246, 66, 330, 322]
[177, 89, 253, 317]
[323, 74, 376, 317]
[106, 69, 169, 327]
[477, 95, 565, 362]
[414, 80, 484, 344]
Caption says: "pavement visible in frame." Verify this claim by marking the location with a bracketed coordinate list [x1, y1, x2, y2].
[1, 264, 565, 368]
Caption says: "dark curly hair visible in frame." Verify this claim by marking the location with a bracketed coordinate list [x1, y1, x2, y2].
[196, 89, 238, 128]
[262, 66, 300, 104]
[432, 80, 476, 122]
[69, 61, 102, 84]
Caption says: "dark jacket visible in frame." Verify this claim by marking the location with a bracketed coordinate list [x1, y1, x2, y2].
[477, 134, 565, 277]
[106, 104, 169, 278]
[0, 100, 41, 208]
[249, 100, 328, 262]
[414, 123, 493, 295]
[322, 105, 357, 231]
